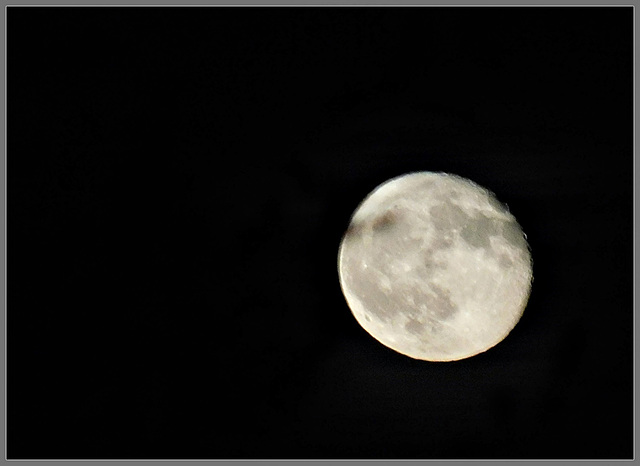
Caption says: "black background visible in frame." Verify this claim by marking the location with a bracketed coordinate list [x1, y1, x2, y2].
[9, 7, 633, 459]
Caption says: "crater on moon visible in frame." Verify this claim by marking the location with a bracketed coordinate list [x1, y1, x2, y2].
[338, 171, 533, 362]
[429, 201, 468, 232]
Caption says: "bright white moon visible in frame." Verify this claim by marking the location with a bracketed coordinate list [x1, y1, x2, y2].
[338, 172, 533, 362]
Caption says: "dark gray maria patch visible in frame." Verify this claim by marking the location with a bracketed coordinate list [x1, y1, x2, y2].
[423, 253, 445, 271]
[405, 318, 424, 335]
[426, 284, 458, 319]
[429, 201, 469, 232]
[432, 236, 454, 250]
[502, 220, 527, 250]
[372, 210, 398, 233]
[460, 214, 499, 249]
[498, 254, 514, 269]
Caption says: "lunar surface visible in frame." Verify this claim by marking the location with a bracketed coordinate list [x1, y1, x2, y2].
[337, 172, 533, 361]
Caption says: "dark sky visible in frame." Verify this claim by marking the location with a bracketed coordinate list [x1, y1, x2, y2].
[9, 6, 633, 459]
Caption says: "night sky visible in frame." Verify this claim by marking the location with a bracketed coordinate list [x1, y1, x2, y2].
[9, 6, 633, 459]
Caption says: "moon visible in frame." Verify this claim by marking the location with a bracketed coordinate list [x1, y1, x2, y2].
[337, 172, 533, 362]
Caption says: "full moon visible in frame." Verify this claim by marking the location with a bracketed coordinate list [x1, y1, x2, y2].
[337, 172, 533, 362]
